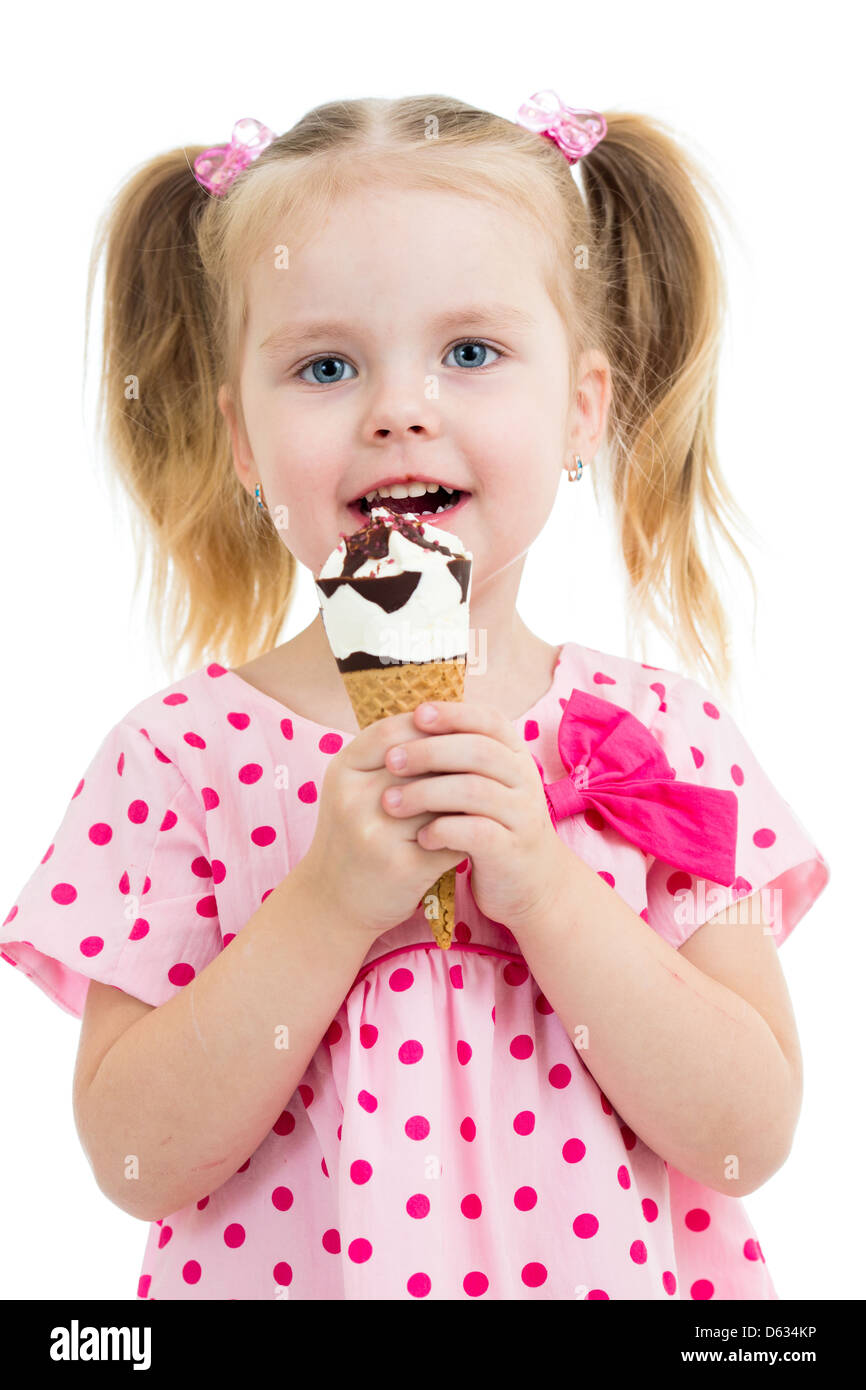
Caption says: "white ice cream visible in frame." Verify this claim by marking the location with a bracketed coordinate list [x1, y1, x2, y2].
[316, 506, 473, 666]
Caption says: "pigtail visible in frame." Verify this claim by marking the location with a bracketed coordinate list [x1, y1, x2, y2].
[579, 112, 760, 698]
[85, 148, 294, 677]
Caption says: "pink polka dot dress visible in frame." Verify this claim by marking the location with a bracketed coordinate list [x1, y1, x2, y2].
[1, 641, 830, 1300]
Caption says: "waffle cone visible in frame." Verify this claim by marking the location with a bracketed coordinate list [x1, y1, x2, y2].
[341, 657, 466, 949]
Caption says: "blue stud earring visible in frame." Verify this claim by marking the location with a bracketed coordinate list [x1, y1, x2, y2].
[255, 482, 264, 510]
[566, 456, 584, 481]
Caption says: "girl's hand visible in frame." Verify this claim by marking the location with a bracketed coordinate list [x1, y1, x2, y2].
[380, 700, 572, 932]
[296, 710, 470, 940]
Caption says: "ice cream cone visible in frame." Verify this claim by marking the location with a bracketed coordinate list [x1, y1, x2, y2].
[315, 505, 473, 951]
[341, 657, 466, 949]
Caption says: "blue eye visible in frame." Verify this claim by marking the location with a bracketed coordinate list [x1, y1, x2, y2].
[295, 338, 502, 385]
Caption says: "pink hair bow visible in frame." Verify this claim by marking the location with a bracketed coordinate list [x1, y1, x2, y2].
[193, 117, 277, 196]
[516, 90, 607, 163]
[540, 688, 739, 886]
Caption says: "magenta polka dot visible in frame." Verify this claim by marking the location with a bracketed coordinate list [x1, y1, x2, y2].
[272, 1187, 293, 1211]
[522, 1262, 547, 1287]
[348, 1238, 372, 1263]
[273, 1111, 295, 1137]
[196, 895, 218, 918]
[398, 1040, 423, 1064]
[358, 1091, 377, 1115]
[593, 671, 616, 685]
[514, 1111, 535, 1136]
[164, 692, 188, 705]
[743, 1238, 759, 1261]
[184, 732, 206, 749]
[51, 883, 77, 905]
[456, 1040, 472, 1065]
[322, 1229, 340, 1254]
[127, 799, 149, 824]
[405, 1115, 430, 1140]
[663, 1270, 677, 1295]
[324, 1020, 342, 1047]
[250, 825, 276, 846]
[573, 1213, 599, 1238]
[691, 1278, 714, 1299]
[182, 1260, 201, 1284]
[503, 961, 529, 986]
[406, 1194, 430, 1219]
[223, 1223, 245, 1248]
[168, 962, 194, 986]
[514, 1186, 537, 1211]
[563, 1137, 586, 1163]
[665, 869, 692, 896]
[298, 1084, 314, 1108]
[202, 787, 219, 810]
[280, 718, 293, 740]
[273, 1262, 292, 1286]
[239, 763, 263, 784]
[158, 1225, 172, 1248]
[88, 823, 112, 845]
[79, 936, 104, 958]
[211, 859, 226, 884]
[360, 1024, 378, 1049]
[731, 763, 744, 785]
[702, 701, 720, 719]
[642, 1198, 659, 1222]
[350, 1160, 372, 1185]
[130, 918, 149, 940]
[587, 1289, 610, 1300]
[191, 855, 212, 878]
[227, 711, 250, 730]
[630, 1240, 647, 1264]
[754, 827, 776, 848]
[463, 1271, 489, 1297]
[448, 963, 464, 988]
[459, 1117, 476, 1142]
[617, 1165, 631, 1190]
[685, 1207, 711, 1232]
[690, 745, 705, 769]
[319, 732, 343, 754]
[407, 1272, 431, 1297]
[297, 782, 318, 804]
[461, 1194, 481, 1219]
[510, 1034, 533, 1060]
[160, 809, 177, 831]
[523, 719, 539, 741]
[389, 967, 414, 992]
[41, 844, 54, 863]
[548, 1063, 571, 1089]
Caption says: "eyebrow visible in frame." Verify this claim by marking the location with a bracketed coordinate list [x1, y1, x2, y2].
[259, 303, 537, 357]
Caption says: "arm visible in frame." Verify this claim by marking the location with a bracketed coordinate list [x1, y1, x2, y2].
[76, 865, 378, 1222]
[515, 842, 802, 1197]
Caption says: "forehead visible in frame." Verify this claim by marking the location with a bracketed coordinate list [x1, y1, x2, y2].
[244, 186, 553, 329]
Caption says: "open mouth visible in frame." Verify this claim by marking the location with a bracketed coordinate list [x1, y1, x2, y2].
[348, 486, 469, 524]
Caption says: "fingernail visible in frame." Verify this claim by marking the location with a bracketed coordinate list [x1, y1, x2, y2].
[418, 704, 437, 723]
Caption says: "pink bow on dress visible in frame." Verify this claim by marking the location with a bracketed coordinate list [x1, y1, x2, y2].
[539, 688, 739, 886]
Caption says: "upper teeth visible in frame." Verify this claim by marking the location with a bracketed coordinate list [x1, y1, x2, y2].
[363, 481, 454, 504]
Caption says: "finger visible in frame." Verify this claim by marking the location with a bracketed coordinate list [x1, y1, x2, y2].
[345, 709, 437, 771]
[413, 700, 527, 755]
[418, 814, 508, 857]
[385, 732, 523, 789]
[382, 773, 517, 832]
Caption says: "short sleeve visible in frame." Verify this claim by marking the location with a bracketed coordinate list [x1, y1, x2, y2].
[643, 674, 830, 951]
[0, 720, 224, 1018]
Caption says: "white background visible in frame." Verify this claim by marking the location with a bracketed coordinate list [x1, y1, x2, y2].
[1, 0, 861, 1302]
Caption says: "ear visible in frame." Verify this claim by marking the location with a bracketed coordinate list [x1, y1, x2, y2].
[218, 383, 255, 496]
[567, 348, 611, 462]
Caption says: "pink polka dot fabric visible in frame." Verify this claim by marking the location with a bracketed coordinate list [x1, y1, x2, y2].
[0, 641, 829, 1299]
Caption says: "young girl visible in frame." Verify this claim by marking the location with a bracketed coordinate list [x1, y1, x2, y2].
[1, 92, 830, 1300]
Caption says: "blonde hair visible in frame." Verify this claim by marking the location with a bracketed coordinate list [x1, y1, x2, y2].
[85, 94, 759, 699]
